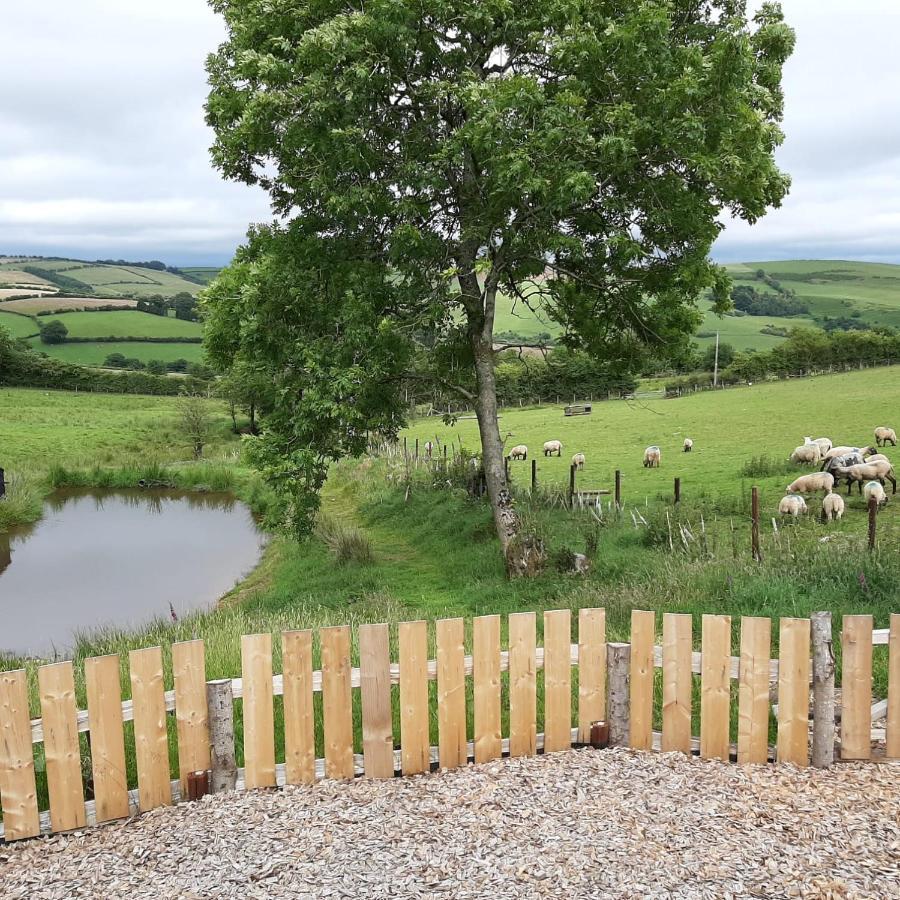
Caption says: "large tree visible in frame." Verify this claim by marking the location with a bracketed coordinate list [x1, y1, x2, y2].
[204, 0, 794, 572]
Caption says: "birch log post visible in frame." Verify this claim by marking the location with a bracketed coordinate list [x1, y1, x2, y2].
[206, 679, 237, 792]
[811, 611, 835, 768]
[607, 643, 631, 748]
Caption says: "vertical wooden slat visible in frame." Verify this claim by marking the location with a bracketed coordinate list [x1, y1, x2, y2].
[577, 608, 606, 743]
[321, 625, 354, 779]
[543, 609, 571, 753]
[662, 613, 692, 754]
[282, 630, 315, 784]
[84, 654, 129, 823]
[700, 615, 732, 760]
[887, 614, 900, 759]
[359, 623, 394, 778]
[737, 616, 771, 764]
[172, 640, 210, 793]
[776, 618, 811, 766]
[129, 646, 172, 810]
[0, 670, 40, 840]
[241, 633, 275, 789]
[629, 609, 655, 751]
[841, 615, 873, 760]
[473, 615, 501, 763]
[509, 612, 537, 758]
[436, 617, 467, 769]
[398, 620, 430, 775]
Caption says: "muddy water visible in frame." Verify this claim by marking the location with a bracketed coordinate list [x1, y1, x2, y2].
[0, 489, 266, 657]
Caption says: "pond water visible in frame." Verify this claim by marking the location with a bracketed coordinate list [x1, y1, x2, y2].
[0, 489, 267, 657]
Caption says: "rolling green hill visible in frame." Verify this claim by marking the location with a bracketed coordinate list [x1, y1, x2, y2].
[32, 309, 202, 340]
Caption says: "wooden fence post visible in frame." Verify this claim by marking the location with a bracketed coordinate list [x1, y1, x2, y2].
[403, 436, 407, 459]
[811, 611, 835, 768]
[569, 464, 576, 506]
[504, 456, 509, 483]
[415, 438, 419, 462]
[751, 486, 762, 562]
[674, 477, 681, 504]
[0, 467, 5, 499]
[206, 679, 237, 793]
[614, 469, 621, 509]
[868, 496, 878, 550]
[607, 643, 631, 747]
[531, 458, 537, 493]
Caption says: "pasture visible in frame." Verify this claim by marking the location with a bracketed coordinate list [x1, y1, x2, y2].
[0, 311, 39, 339]
[30, 340, 207, 367]
[29, 309, 202, 340]
[0, 296, 136, 314]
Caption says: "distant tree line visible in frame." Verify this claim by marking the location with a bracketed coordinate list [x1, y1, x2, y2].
[22, 266, 94, 294]
[103, 353, 214, 379]
[730, 284, 809, 317]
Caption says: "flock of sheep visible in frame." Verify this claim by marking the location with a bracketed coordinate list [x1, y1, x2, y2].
[506, 437, 695, 471]
[780, 427, 897, 520]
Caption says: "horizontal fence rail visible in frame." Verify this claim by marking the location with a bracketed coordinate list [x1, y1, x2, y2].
[1, 611, 898, 842]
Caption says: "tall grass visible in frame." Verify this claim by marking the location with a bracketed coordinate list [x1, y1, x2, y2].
[0, 470, 41, 531]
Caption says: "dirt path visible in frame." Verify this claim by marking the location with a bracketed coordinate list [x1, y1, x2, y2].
[3, 749, 898, 899]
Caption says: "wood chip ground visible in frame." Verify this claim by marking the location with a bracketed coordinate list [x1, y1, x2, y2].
[2, 748, 899, 898]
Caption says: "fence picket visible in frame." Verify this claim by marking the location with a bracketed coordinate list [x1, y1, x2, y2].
[241, 633, 276, 788]
[129, 646, 172, 810]
[436, 618, 467, 769]
[84, 654, 129, 823]
[359, 623, 394, 778]
[887, 614, 900, 759]
[578, 608, 606, 743]
[543, 609, 571, 753]
[776, 618, 810, 766]
[399, 620, 430, 774]
[662, 613, 692, 754]
[282, 630, 315, 784]
[841, 615, 873, 760]
[509, 612, 537, 758]
[630, 610, 655, 751]
[700, 615, 732, 760]
[321, 625, 355, 779]
[0, 670, 39, 840]
[737, 617, 771, 764]
[172, 640, 210, 793]
[473, 615, 501, 764]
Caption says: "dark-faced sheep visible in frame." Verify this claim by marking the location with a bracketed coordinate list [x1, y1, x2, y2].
[683, 438, 693, 452]
[833, 459, 896, 495]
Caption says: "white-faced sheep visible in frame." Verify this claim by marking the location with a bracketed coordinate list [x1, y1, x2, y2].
[543, 440, 563, 457]
[509, 445, 528, 461]
[864, 480, 888, 507]
[571, 452, 585, 471]
[778, 495, 808, 517]
[875, 426, 897, 447]
[786, 471, 835, 495]
[804, 436, 832, 455]
[643, 446, 661, 468]
[822, 492, 845, 522]
[833, 459, 897, 495]
[683, 438, 693, 452]
[790, 443, 821, 465]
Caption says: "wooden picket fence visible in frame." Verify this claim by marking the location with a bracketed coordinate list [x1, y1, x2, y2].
[1, 609, 898, 842]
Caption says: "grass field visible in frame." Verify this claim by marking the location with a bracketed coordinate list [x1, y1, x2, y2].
[180, 266, 222, 284]
[0, 269, 54, 287]
[0, 310, 39, 339]
[692, 296, 814, 350]
[28, 309, 202, 340]
[28, 340, 207, 366]
[0, 288, 57, 300]
[0, 296, 136, 314]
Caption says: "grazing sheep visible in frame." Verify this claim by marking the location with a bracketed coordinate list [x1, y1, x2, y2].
[683, 438, 693, 452]
[804, 436, 832, 455]
[864, 480, 888, 507]
[509, 445, 528, 461]
[790, 443, 821, 465]
[875, 426, 897, 447]
[571, 452, 585, 471]
[822, 445, 862, 463]
[778, 495, 808, 517]
[823, 451, 866, 487]
[833, 459, 897, 495]
[543, 440, 563, 457]
[643, 446, 661, 468]
[822, 492, 845, 522]
[786, 471, 835, 495]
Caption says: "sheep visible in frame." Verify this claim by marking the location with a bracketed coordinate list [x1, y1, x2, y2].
[643, 446, 661, 468]
[778, 495, 808, 517]
[804, 436, 832, 455]
[683, 438, 693, 452]
[423, 440, 434, 459]
[822, 451, 866, 488]
[790, 443, 821, 465]
[508, 445, 528, 461]
[822, 445, 862, 463]
[875, 426, 897, 447]
[864, 480, 888, 507]
[832, 459, 897, 495]
[822, 491, 845, 522]
[543, 440, 563, 457]
[786, 471, 835, 495]
[571, 452, 585, 471]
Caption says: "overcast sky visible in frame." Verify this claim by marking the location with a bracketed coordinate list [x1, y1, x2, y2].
[1, 1, 898, 266]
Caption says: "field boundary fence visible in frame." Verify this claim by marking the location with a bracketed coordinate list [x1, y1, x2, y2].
[1, 609, 897, 842]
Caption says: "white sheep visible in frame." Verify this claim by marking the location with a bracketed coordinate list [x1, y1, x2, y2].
[423, 440, 434, 459]
[509, 445, 528, 461]
[822, 445, 863, 463]
[875, 426, 897, 447]
[804, 436, 832, 455]
[833, 459, 896, 495]
[778, 495, 808, 517]
[786, 471, 835, 494]
[571, 452, 585, 471]
[543, 440, 563, 457]
[643, 446, 661, 468]
[864, 480, 888, 507]
[683, 438, 693, 452]
[790, 443, 821, 465]
[822, 492, 845, 522]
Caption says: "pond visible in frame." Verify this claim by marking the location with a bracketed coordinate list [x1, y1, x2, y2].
[0, 488, 267, 657]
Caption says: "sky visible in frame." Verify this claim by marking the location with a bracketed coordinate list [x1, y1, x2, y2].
[1, 1, 898, 267]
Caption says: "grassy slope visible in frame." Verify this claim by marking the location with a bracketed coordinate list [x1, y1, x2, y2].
[28, 340, 206, 366]
[0, 310, 38, 338]
[28, 310, 202, 339]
